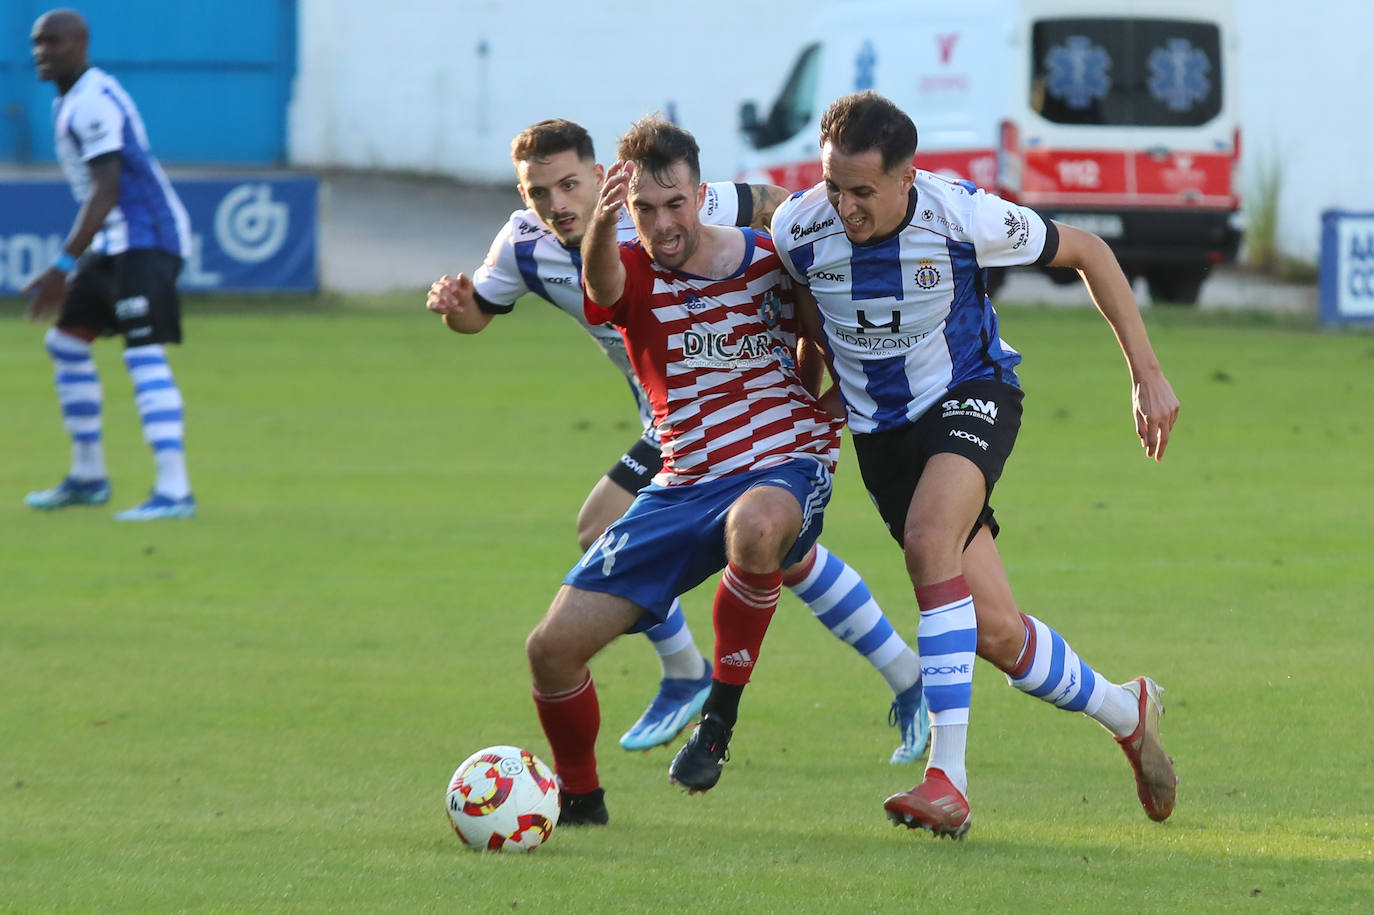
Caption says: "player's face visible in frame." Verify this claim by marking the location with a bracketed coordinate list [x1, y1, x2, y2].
[627, 160, 704, 271]
[821, 142, 916, 244]
[30, 16, 82, 84]
[516, 150, 604, 247]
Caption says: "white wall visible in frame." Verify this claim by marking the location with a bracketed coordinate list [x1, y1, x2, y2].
[1231, 3, 1372, 259]
[290, 0, 1370, 260]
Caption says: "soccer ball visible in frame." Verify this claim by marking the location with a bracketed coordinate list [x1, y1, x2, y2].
[445, 745, 560, 852]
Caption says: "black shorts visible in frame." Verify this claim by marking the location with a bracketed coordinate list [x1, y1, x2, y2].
[605, 430, 663, 494]
[59, 249, 185, 347]
[852, 378, 1022, 546]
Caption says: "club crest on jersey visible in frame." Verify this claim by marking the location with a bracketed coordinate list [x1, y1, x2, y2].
[760, 290, 782, 327]
[682, 329, 774, 369]
[913, 260, 941, 289]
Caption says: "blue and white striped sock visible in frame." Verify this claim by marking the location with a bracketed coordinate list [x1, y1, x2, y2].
[643, 599, 706, 680]
[1008, 613, 1138, 737]
[916, 577, 978, 793]
[44, 327, 105, 481]
[786, 544, 920, 694]
[124, 344, 190, 499]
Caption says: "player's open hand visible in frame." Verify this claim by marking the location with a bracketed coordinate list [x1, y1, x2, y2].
[22, 267, 67, 322]
[594, 160, 634, 224]
[1132, 370, 1180, 461]
[427, 273, 474, 315]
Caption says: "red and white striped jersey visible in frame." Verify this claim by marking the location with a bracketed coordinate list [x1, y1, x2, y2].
[584, 229, 842, 486]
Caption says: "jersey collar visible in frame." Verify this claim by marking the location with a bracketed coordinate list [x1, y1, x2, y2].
[852, 187, 918, 249]
[670, 227, 757, 282]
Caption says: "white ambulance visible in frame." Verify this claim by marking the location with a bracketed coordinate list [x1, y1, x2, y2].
[737, 0, 1242, 303]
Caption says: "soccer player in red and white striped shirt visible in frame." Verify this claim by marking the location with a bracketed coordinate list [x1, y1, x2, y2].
[526, 117, 844, 816]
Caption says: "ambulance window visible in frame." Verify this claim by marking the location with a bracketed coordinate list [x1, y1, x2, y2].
[1031, 19, 1222, 127]
[756, 42, 822, 148]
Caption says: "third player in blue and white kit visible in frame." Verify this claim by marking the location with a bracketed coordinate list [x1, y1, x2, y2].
[773, 91, 1181, 839]
[426, 120, 928, 790]
[24, 9, 195, 521]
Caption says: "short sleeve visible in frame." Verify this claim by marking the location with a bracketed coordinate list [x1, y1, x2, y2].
[967, 190, 1054, 268]
[68, 91, 125, 161]
[699, 182, 743, 227]
[470, 217, 529, 314]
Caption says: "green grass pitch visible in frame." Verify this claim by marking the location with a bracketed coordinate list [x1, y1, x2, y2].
[2, 295, 1372, 913]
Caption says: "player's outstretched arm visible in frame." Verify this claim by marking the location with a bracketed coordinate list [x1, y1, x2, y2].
[581, 160, 633, 307]
[1048, 222, 1180, 461]
[426, 272, 493, 334]
[747, 184, 791, 232]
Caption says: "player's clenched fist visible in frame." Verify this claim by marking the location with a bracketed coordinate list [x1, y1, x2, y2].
[427, 273, 474, 315]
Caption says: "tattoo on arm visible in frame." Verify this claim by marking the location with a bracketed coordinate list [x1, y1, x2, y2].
[749, 185, 789, 231]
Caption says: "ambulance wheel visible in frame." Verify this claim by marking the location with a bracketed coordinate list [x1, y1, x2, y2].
[1145, 267, 1206, 306]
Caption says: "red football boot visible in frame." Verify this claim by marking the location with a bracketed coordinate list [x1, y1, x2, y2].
[1116, 676, 1177, 822]
[882, 767, 971, 840]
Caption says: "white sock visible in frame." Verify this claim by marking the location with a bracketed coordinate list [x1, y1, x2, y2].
[660, 645, 707, 680]
[927, 725, 969, 795]
[642, 599, 706, 679]
[1091, 682, 1141, 739]
[877, 647, 922, 696]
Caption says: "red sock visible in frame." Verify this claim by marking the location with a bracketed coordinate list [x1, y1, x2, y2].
[532, 673, 600, 794]
[712, 562, 782, 686]
[914, 574, 971, 612]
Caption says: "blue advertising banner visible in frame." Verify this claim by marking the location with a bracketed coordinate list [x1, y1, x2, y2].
[0, 176, 317, 295]
[1319, 210, 1374, 325]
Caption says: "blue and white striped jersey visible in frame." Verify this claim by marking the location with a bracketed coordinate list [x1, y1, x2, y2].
[53, 67, 191, 258]
[772, 172, 1056, 434]
[471, 182, 744, 432]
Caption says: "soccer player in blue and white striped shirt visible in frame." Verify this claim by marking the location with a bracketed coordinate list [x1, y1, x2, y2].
[773, 92, 1181, 838]
[24, 9, 194, 521]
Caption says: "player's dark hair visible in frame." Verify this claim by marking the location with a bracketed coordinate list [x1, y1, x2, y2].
[510, 119, 595, 164]
[615, 115, 701, 188]
[818, 91, 918, 172]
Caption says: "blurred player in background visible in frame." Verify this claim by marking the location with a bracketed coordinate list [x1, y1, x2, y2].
[772, 91, 1179, 839]
[426, 119, 928, 772]
[526, 116, 845, 822]
[23, 8, 195, 521]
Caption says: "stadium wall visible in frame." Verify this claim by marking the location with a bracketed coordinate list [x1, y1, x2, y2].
[289, 0, 1373, 262]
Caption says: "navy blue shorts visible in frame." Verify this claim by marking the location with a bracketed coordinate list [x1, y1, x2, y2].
[563, 458, 833, 631]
